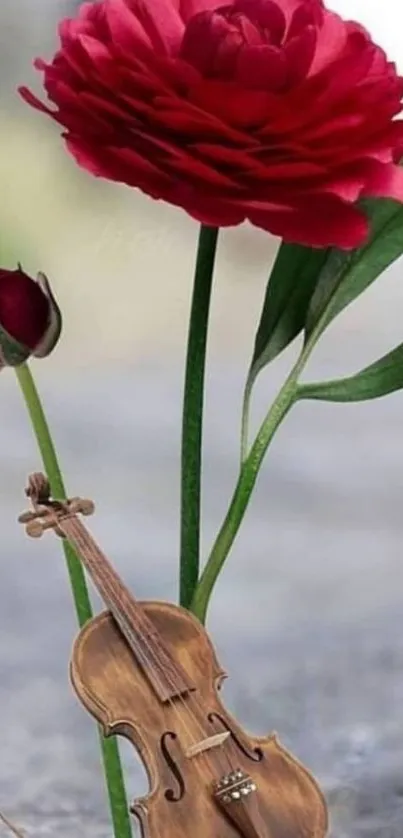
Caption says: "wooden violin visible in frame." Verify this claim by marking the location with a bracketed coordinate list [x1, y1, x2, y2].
[19, 473, 328, 838]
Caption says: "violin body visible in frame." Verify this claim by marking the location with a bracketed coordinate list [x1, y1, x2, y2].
[19, 476, 328, 838]
[71, 601, 328, 838]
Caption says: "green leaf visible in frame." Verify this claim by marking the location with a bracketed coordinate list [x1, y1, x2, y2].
[298, 342, 403, 403]
[306, 198, 403, 338]
[250, 242, 329, 379]
[240, 241, 328, 460]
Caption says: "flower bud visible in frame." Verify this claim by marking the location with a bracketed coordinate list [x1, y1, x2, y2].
[0, 267, 62, 369]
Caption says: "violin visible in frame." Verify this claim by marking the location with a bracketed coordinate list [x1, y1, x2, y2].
[19, 473, 328, 838]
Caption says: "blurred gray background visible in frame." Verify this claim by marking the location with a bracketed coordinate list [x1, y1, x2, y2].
[1, 1, 403, 836]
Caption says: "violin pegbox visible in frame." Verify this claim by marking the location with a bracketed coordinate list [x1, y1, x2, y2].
[18, 473, 95, 539]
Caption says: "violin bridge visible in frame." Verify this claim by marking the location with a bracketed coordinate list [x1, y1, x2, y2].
[185, 732, 230, 759]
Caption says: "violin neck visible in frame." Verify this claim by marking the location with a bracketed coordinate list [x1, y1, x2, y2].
[58, 514, 194, 703]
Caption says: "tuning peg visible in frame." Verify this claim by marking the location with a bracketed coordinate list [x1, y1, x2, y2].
[81, 499, 95, 516]
[26, 520, 45, 538]
[68, 498, 95, 516]
[18, 511, 37, 524]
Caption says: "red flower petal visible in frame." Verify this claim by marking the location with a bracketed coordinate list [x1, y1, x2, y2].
[248, 196, 369, 248]
[115, 0, 184, 54]
[19, 85, 56, 118]
[359, 159, 403, 200]
[0, 270, 50, 350]
[104, 0, 154, 56]
[192, 79, 272, 126]
[235, 0, 287, 43]
[20, 0, 403, 251]
[66, 135, 173, 197]
[236, 45, 288, 91]
[308, 10, 347, 75]
[180, 0, 233, 22]
[284, 26, 316, 86]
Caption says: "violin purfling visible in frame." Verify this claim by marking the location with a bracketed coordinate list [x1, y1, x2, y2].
[19, 473, 328, 838]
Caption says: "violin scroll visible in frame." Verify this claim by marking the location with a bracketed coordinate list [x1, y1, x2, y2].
[18, 472, 95, 539]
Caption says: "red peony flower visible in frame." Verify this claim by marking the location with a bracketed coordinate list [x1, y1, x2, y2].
[20, 0, 403, 249]
[0, 268, 62, 369]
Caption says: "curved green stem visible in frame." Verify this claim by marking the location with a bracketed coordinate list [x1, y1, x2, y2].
[15, 363, 132, 838]
[180, 225, 219, 608]
[240, 373, 253, 464]
[16, 364, 92, 625]
[190, 342, 313, 624]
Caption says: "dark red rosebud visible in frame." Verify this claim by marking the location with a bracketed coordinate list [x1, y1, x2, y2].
[0, 267, 62, 369]
[19, 0, 403, 250]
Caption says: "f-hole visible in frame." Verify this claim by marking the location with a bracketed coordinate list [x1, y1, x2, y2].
[208, 713, 264, 762]
[160, 732, 186, 802]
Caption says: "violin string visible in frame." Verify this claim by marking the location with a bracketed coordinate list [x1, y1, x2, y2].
[84, 540, 234, 781]
[27, 493, 239, 785]
[24, 480, 237, 782]
[60, 515, 235, 782]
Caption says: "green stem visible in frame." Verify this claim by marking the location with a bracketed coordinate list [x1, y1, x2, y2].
[190, 342, 313, 624]
[16, 364, 92, 625]
[180, 225, 219, 608]
[15, 362, 132, 838]
[240, 373, 253, 464]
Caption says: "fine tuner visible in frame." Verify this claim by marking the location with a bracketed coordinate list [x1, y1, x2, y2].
[19, 473, 328, 838]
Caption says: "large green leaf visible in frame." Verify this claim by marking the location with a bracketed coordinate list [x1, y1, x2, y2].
[250, 242, 329, 379]
[298, 342, 403, 402]
[306, 198, 403, 338]
[240, 241, 328, 458]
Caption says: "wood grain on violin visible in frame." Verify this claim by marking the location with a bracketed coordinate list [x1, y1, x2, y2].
[19, 473, 329, 838]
